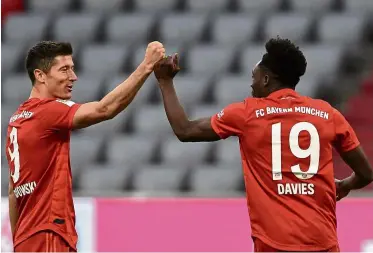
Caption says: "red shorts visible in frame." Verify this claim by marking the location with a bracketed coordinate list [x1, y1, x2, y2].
[253, 237, 340, 252]
[14, 230, 76, 252]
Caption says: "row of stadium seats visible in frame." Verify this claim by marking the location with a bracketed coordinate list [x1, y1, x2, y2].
[3, 161, 245, 196]
[3, 43, 344, 78]
[2, 41, 341, 102]
[4, 12, 369, 47]
[23, 0, 373, 14]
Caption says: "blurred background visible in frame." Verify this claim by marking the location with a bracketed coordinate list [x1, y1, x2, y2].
[1, 0, 373, 251]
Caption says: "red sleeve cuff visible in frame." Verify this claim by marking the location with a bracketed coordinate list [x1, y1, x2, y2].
[68, 104, 82, 130]
[210, 116, 227, 139]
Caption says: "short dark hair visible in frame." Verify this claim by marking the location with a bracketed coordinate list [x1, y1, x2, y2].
[259, 36, 307, 88]
[25, 41, 73, 84]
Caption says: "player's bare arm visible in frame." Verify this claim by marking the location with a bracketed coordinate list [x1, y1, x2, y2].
[336, 146, 373, 201]
[8, 177, 19, 236]
[72, 41, 166, 129]
[155, 54, 220, 142]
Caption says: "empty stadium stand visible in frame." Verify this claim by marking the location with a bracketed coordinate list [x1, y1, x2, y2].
[2, 0, 373, 196]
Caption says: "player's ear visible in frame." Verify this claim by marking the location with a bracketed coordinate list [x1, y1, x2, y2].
[34, 69, 46, 83]
[263, 74, 270, 87]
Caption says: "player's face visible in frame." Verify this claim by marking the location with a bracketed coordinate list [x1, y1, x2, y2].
[251, 65, 268, 98]
[45, 55, 77, 100]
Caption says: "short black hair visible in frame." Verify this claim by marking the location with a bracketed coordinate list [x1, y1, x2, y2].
[259, 36, 307, 88]
[25, 41, 73, 84]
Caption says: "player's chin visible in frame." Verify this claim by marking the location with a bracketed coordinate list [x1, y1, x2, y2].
[60, 91, 72, 100]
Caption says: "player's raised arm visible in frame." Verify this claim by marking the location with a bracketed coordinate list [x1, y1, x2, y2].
[333, 109, 373, 200]
[154, 54, 247, 142]
[72, 42, 165, 129]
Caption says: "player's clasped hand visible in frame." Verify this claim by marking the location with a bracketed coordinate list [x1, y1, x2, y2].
[143, 41, 166, 70]
[335, 178, 350, 201]
[154, 53, 181, 81]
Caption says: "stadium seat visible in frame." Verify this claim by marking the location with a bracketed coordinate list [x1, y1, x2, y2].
[80, 45, 128, 74]
[1, 167, 10, 196]
[237, 0, 281, 13]
[70, 136, 104, 173]
[81, 111, 132, 136]
[264, 14, 313, 43]
[1, 105, 16, 134]
[172, 74, 212, 106]
[4, 14, 49, 44]
[318, 14, 366, 43]
[27, 0, 72, 12]
[71, 73, 104, 103]
[106, 14, 154, 45]
[133, 105, 173, 136]
[296, 75, 320, 97]
[289, 0, 334, 12]
[161, 137, 213, 165]
[2, 44, 24, 74]
[3, 75, 32, 105]
[240, 45, 266, 72]
[345, 0, 373, 13]
[79, 163, 132, 192]
[160, 14, 208, 45]
[133, 164, 187, 191]
[215, 138, 242, 164]
[186, 0, 229, 13]
[190, 165, 242, 192]
[53, 14, 101, 45]
[212, 15, 259, 46]
[106, 135, 157, 165]
[301, 45, 342, 76]
[134, 0, 178, 12]
[189, 104, 222, 119]
[186, 45, 235, 74]
[214, 75, 251, 105]
[81, 0, 126, 13]
[105, 74, 155, 106]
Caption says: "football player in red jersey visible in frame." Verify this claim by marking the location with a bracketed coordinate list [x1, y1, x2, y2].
[6, 40, 165, 252]
[154, 37, 373, 252]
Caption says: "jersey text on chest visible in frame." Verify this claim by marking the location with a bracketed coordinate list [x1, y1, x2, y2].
[9, 110, 34, 123]
[14, 181, 37, 198]
[255, 107, 329, 120]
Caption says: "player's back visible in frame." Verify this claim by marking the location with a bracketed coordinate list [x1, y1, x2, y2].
[6, 98, 79, 249]
[239, 89, 358, 251]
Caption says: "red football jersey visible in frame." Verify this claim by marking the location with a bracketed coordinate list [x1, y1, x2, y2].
[211, 89, 360, 251]
[5, 98, 81, 250]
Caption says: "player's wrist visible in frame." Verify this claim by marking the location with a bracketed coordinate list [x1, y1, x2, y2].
[341, 173, 356, 191]
[158, 78, 174, 87]
[139, 61, 154, 74]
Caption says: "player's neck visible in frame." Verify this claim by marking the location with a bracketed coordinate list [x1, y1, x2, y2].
[267, 86, 293, 97]
[29, 85, 55, 100]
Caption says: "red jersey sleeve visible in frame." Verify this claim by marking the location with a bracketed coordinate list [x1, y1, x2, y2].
[332, 108, 360, 153]
[41, 99, 81, 130]
[210, 101, 247, 139]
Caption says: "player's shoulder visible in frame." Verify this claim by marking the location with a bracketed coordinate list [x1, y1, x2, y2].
[37, 99, 77, 114]
[41, 98, 76, 107]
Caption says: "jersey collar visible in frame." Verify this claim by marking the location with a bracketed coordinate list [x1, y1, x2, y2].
[267, 88, 300, 99]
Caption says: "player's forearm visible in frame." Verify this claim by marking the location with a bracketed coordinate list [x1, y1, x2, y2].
[8, 191, 18, 236]
[98, 62, 152, 118]
[342, 172, 373, 190]
[159, 80, 191, 140]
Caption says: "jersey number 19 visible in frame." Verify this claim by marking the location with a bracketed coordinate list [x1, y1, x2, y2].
[271, 122, 320, 180]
